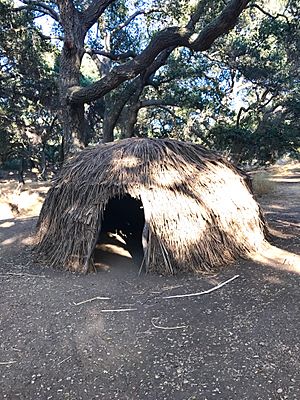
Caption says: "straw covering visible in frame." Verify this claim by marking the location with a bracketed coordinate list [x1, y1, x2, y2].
[34, 138, 267, 274]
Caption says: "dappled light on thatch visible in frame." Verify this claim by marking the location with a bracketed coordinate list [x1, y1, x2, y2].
[34, 138, 268, 274]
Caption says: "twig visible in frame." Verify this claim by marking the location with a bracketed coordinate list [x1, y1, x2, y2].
[151, 318, 187, 330]
[100, 308, 137, 313]
[0, 361, 17, 365]
[73, 296, 110, 306]
[0, 272, 47, 278]
[163, 275, 240, 299]
[57, 356, 71, 366]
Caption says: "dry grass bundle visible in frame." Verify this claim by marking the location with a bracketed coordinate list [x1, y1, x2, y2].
[34, 138, 268, 274]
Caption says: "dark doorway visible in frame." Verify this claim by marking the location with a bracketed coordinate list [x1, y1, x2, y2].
[94, 194, 145, 266]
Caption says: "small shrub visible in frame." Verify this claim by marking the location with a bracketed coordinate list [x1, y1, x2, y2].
[251, 171, 276, 196]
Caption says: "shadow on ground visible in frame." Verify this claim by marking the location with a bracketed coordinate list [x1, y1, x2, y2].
[0, 166, 299, 400]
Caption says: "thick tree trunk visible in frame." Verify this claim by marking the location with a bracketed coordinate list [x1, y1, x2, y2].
[60, 102, 86, 155]
[58, 1, 86, 157]
[123, 105, 139, 138]
[57, 0, 249, 150]
[102, 105, 115, 142]
[59, 46, 86, 157]
[120, 95, 141, 139]
[102, 80, 142, 142]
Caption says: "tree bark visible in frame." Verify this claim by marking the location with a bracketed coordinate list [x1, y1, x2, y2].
[68, 0, 251, 105]
[102, 95, 116, 143]
[13, 0, 250, 155]
[58, 0, 114, 156]
[120, 94, 141, 139]
[58, 0, 86, 157]
[102, 79, 142, 142]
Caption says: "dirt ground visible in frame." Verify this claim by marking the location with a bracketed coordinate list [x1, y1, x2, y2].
[0, 165, 299, 400]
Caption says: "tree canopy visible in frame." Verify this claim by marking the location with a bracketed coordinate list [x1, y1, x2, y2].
[0, 0, 59, 177]
[0, 0, 299, 175]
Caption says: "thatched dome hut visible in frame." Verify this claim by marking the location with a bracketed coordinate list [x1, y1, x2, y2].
[34, 138, 267, 274]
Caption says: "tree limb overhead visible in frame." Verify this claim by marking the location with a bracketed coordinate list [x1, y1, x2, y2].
[14, 0, 59, 21]
[82, 0, 116, 32]
[85, 48, 137, 61]
[68, 0, 251, 104]
[112, 8, 161, 34]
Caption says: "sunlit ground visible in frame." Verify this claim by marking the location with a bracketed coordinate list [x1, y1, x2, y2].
[252, 243, 300, 274]
[250, 162, 300, 273]
[0, 180, 50, 220]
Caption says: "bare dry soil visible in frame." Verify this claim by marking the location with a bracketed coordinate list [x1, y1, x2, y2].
[0, 165, 299, 400]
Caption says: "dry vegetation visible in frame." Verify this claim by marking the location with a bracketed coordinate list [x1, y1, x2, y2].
[0, 180, 50, 220]
[251, 171, 276, 196]
[34, 138, 267, 275]
[1, 157, 298, 276]
[251, 161, 300, 197]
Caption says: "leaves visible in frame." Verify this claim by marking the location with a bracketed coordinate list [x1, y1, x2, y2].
[0, 0, 60, 169]
[1, 0, 299, 167]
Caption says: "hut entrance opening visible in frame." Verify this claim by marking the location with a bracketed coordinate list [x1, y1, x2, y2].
[93, 194, 145, 267]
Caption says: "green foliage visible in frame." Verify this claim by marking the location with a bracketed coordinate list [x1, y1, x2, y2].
[1, 0, 299, 169]
[190, 0, 300, 164]
[120, 0, 299, 165]
[207, 119, 299, 165]
[0, 0, 60, 172]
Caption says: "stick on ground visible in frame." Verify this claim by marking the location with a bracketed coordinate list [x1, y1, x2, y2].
[163, 275, 240, 299]
[0, 272, 47, 278]
[100, 308, 137, 313]
[57, 356, 71, 366]
[73, 296, 111, 306]
[0, 361, 17, 365]
[151, 318, 187, 330]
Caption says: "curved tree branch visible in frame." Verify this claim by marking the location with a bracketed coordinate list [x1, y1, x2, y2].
[112, 8, 161, 34]
[249, 4, 291, 24]
[82, 0, 116, 32]
[85, 48, 137, 61]
[68, 0, 250, 105]
[14, 0, 59, 21]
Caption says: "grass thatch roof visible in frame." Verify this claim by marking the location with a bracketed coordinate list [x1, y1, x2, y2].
[34, 138, 268, 274]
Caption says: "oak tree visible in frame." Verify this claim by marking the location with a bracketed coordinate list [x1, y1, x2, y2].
[11, 0, 251, 157]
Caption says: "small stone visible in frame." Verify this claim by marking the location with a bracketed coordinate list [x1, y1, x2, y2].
[277, 388, 283, 394]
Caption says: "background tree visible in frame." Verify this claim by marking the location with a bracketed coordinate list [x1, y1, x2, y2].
[0, 0, 59, 179]
[196, 0, 300, 164]
[2, 0, 299, 169]
[10, 0, 251, 158]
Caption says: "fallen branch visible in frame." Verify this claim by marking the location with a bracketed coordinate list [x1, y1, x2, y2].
[151, 318, 187, 330]
[0, 272, 47, 278]
[163, 275, 240, 299]
[73, 296, 110, 306]
[57, 356, 71, 366]
[100, 308, 137, 313]
[0, 361, 17, 365]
